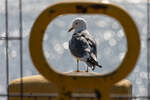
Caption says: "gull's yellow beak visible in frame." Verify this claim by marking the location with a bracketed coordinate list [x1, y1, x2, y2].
[68, 27, 74, 32]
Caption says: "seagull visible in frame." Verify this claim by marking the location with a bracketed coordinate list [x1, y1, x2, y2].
[68, 18, 102, 72]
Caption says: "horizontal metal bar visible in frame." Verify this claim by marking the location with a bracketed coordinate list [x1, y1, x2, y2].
[0, 93, 57, 97]
[0, 37, 22, 40]
[111, 95, 150, 99]
[72, 93, 95, 98]
[0, 93, 149, 99]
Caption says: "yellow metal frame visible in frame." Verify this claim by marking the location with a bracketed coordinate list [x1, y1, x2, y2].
[29, 0, 140, 100]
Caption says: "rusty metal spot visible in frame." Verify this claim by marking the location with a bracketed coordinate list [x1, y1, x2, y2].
[41, 29, 45, 33]
[72, 77, 77, 80]
[95, 89, 101, 100]
[76, 5, 87, 13]
[72, 76, 77, 80]
[49, 9, 55, 13]
[89, 4, 108, 9]
[64, 91, 71, 97]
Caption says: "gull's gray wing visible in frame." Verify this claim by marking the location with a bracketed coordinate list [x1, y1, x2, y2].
[69, 31, 97, 60]
[81, 31, 102, 69]
[81, 31, 97, 57]
[69, 33, 91, 59]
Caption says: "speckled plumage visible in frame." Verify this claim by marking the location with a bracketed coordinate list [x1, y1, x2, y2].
[68, 18, 102, 71]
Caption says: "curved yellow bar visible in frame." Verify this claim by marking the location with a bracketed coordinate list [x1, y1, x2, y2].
[29, 0, 140, 99]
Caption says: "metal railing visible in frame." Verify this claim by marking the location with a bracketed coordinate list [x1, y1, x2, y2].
[147, 0, 150, 97]
[0, 0, 149, 100]
[0, 93, 149, 100]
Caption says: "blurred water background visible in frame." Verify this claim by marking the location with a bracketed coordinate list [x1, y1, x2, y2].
[0, 0, 148, 99]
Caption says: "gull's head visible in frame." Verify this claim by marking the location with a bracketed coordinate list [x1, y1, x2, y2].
[68, 18, 87, 32]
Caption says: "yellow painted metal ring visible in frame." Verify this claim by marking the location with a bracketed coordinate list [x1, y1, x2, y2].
[29, 0, 140, 88]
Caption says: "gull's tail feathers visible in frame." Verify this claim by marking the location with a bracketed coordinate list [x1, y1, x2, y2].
[86, 56, 102, 71]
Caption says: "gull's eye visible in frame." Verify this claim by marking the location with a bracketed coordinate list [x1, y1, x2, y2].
[75, 22, 78, 25]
